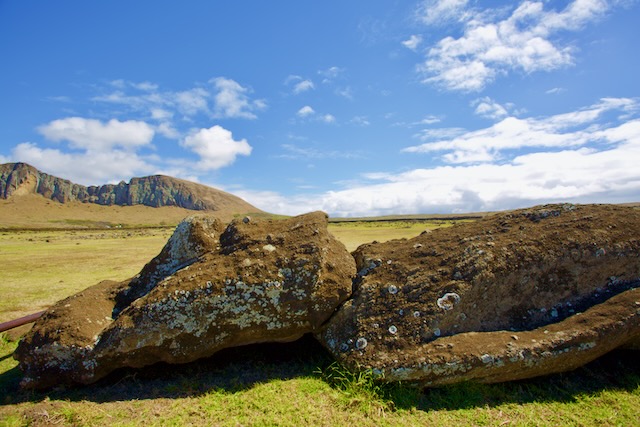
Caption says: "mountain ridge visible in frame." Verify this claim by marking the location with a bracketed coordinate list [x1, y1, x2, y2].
[0, 162, 262, 215]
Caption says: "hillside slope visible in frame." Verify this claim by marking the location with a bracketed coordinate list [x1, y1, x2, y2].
[0, 162, 262, 214]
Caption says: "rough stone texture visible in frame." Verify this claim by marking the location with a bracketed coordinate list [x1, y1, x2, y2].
[0, 162, 261, 213]
[318, 204, 640, 385]
[14, 211, 355, 389]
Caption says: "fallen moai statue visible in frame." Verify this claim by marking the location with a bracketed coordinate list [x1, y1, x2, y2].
[14, 211, 355, 389]
[318, 203, 640, 385]
[13, 204, 640, 389]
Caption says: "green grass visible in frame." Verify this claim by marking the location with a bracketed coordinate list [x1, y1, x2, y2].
[1, 222, 639, 425]
[327, 220, 457, 251]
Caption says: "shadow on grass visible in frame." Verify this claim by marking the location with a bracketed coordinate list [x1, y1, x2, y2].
[1, 334, 333, 405]
[2, 335, 639, 411]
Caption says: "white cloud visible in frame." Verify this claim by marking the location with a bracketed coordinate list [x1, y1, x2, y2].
[278, 144, 362, 160]
[252, 122, 640, 217]
[150, 108, 173, 120]
[546, 87, 566, 95]
[404, 98, 637, 163]
[155, 122, 180, 139]
[335, 87, 354, 100]
[294, 106, 336, 124]
[110, 79, 127, 89]
[402, 34, 423, 51]
[413, 127, 467, 141]
[108, 79, 159, 92]
[318, 66, 343, 83]
[238, 96, 640, 217]
[233, 189, 318, 217]
[175, 88, 210, 116]
[10, 142, 154, 186]
[294, 80, 315, 94]
[297, 106, 315, 117]
[472, 97, 510, 119]
[416, 0, 471, 26]
[94, 78, 265, 124]
[132, 81, 159, 91]
[418, 115, 441, 125]
[350, 116, 371, 126]
[285, 75, 315, 94]
[321, 114, 336, 124]
[318, 138, 640, 216]
[37, 117, 154, 152]
[182, 125, 252, 170]
[418, 0, 610, 91]
[210, 77, 265, 119]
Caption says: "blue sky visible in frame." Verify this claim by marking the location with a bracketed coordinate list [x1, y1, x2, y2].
[1, 0, 639, 217]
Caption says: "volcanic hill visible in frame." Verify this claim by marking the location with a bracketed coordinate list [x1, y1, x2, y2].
[0, 162, 264, 228]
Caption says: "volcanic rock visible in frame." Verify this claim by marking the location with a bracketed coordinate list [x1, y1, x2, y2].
[317, 204, 640, 385]
[14, 211, 355, 389]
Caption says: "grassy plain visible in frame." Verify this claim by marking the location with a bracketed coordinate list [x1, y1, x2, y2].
[1, 220, 639, 426]
[0, 228, 174, 323]
[328, 220, 460, 251]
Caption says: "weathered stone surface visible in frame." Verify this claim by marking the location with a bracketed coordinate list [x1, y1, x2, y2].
[14, 211, 355, 389]
[317, 204, 640, 385]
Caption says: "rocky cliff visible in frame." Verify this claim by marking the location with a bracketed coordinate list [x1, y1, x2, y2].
[0, 162, 261, 213]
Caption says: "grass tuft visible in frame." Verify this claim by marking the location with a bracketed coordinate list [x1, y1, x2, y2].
[316, 362, 397, 416]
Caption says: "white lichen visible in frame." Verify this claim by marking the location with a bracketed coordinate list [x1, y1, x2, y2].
[356, 337, 368, 350]
[437, 292, 461, 310]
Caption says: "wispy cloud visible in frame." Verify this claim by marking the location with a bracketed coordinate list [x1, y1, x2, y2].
[321, 114, 336, 124]
[404, 97, 638, 164]
[285, 75, 315, 94]
[472, 97, 515, 120]
[92, 77, 265, 131]
[350, 116, 371, 126]
[175, 87, 210, 116]
[297, 105, 315, 117]
[335, 86, 354, 100]
[278, 143, 361, 160]
[318, 66, 344, 84]
[294, 106, 336, 124]
[401, 34, 423, 51]
[295, 80, 315, 94]
[413, 127, 467, 141]
[415, 0, 471, 26]
[244, 98, 640, 217]
[417, 115, 442, 125]
[210, 77, 266, 119]
[546, 87, 566, 95]
[417, 0, 611, 91]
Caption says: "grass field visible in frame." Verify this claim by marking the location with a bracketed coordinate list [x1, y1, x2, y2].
[1, 221, 639, 426]
[0, 228, 174, 323]
[327, 220, 461, 251]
